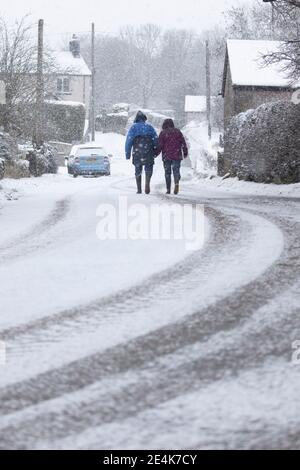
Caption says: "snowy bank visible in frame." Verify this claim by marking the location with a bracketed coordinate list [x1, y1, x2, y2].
[0, 183, 20, 207]
[192, 175, 300, 198]
[182, 121, 220, 176]
[0, 172, 70, 210]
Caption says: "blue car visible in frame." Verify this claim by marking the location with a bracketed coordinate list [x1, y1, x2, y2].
[68, 145, 111, 177]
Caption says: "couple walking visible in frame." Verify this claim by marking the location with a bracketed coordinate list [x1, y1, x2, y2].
[125, 111, 188, 195]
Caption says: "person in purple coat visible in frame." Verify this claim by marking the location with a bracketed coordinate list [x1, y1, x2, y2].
[157, 119, 188, 195]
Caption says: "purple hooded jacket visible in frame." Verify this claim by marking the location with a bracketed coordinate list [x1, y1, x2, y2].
[158, 119, 188, 161]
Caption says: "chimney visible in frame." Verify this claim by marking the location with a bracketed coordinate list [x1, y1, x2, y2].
[69, 34, 80, 57]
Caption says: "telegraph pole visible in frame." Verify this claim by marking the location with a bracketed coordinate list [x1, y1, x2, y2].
[262, 0, 275, 39]
[206, 39, 212, 140]
[271, 3, 275, 39]
[90, 22, 96, 142]
[34, 19, 44, 148]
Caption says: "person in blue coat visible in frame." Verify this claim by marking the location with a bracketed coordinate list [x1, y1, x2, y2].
[125, 111, 158, 194]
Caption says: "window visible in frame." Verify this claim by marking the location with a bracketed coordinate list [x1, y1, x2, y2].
[57, 77, 70, 94]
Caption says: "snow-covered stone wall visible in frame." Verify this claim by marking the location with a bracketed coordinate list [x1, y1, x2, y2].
[220, 100, 300, 184]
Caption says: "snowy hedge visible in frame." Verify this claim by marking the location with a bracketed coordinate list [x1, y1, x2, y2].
[0, 101, 86, 144]
[44, 101, 86, 143]
[96, 113, 128, 135]
[220, 100, 300, 184]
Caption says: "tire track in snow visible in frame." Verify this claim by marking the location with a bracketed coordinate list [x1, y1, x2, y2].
[0, 205, 227, 342]
[1, 303, 298, 450]
[0, 205, 240, 384]
[0, 188, 298, 448]
[0, 232, 298, 449]
[0, 201, 287, 413]
[0, 197, 71, 263]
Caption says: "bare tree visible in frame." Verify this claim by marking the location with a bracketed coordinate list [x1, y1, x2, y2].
[271, 0, 300, 37]
[261, 1, 300, 81]
[225, 5, 253, 39]
[224, 0, 300, 40]
[262, 41, 300, 82]
[275, 1, 300, 8]
[120, 24, 162, 107]
[159, 29, 197, 87]
[0, 16, 58, 136]
[80, 34, 138, 107]
[0, 16, 38, 132]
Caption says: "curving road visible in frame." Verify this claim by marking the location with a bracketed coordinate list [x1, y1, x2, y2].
[0, 166, 300, 450]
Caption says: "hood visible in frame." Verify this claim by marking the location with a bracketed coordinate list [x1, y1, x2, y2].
[134, 111, 148, 123]
[162, 119, 175, 130]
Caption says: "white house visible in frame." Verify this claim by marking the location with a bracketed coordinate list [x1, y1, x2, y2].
[49, 36, 91, 114]
[184, 95, 207, 123]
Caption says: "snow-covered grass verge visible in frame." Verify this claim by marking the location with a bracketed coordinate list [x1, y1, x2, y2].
[192, 174, 300, 198]
[0, 183, 20, 207]
[0, 172, 67, 209]
[182, 121, 220, 176]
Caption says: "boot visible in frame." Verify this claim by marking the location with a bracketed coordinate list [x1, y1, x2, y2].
[174, 179, 180, 195]
[145, 174, 151, 194]
[165, 176, 171, 195]
[136, 176, 142, 194]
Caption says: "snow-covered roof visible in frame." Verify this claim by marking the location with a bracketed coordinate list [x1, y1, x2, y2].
[225, 39, 299, 89]
[46, 99, 85, 107]
[185, 96, 206, 113]
[52, 50, 91, 76]
[107, 111, 128, 117]
[112, 103, 130, 111]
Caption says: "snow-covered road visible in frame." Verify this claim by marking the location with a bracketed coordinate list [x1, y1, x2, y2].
[0, 133, 300, 450]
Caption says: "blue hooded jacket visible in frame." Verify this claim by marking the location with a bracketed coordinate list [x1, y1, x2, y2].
[125, 112, 158, 160]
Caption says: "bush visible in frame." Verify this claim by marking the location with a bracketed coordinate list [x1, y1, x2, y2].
[27, 144, 58, 177]
[221, 101, 300, 183]
[0, 132, 28, 179]
[4, 159, 30, 178]
[0, 132, 12, 163]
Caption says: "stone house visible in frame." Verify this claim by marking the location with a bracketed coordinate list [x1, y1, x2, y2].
[222, 39, 297, 128]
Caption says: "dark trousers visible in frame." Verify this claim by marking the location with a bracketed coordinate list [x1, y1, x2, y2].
[134, 163, 154, 178]
[164, 159, 181, 183]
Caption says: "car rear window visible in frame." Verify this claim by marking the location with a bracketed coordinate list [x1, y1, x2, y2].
[77, 148, 105, 157]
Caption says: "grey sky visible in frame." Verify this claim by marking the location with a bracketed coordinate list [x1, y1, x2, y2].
[1, 0, 252, 44]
